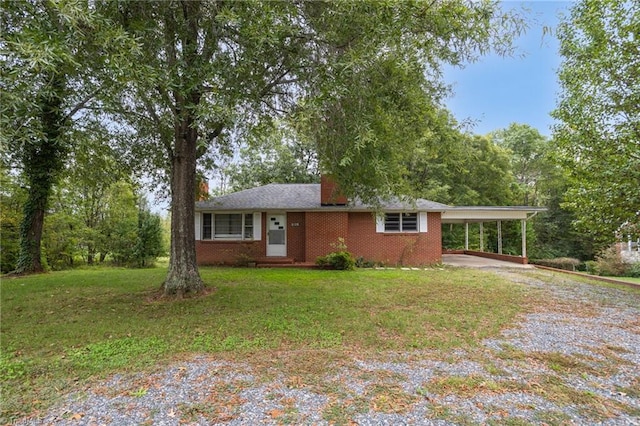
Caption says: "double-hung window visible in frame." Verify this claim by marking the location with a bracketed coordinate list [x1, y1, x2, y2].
[202, 213, 254, 240]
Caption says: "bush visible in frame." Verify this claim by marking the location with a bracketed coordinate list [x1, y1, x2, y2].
[316, 251, 356, 270]
[584, 260, 599, 275]
[593, 245, 628, 277]
[625, 262, 640, 278]
[355, 257, 376, 268]
[532, 257, 581, 271]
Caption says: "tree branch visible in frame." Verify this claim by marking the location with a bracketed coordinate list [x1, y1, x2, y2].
[140, 93, 174, 158]
[65, 79, 108, 121]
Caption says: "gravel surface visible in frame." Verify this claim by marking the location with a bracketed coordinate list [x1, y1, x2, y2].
[16, 269, 640, 425]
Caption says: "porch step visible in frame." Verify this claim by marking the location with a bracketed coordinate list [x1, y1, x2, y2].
[256, 262, 318, 269]
[256, 257, 295, 265]
[255, 258, 319, 268]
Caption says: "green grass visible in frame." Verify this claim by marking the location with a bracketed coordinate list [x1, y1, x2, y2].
[616, 276, 640, 284]
[1, 266, 524, 422]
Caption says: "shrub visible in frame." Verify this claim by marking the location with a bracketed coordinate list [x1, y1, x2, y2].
[593, 245, 628, 277]
[316, 251, 356, 270]
[584, 260, 599, 275]
[532, 257, 581, 271]
[625, 262, 640, 278]
[355, 256, 376, 268]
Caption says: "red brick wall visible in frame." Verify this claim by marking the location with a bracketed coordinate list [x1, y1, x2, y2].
[346, 212, 442, 266]
[196, 240, 266, 265]
[304, 211, 349, 262]
[287, 212, 306, 262]
[196, 214, 267, 265]
[196, 211, 443, 266]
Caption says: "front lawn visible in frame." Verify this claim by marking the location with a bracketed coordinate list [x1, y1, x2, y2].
[1, 266, 524, 422]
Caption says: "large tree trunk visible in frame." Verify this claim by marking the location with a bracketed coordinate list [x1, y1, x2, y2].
[15, 196, 47, 274]
[160, 0, 205, 296]
[162, 116, 205, 296]
[14, 73, 67, 275]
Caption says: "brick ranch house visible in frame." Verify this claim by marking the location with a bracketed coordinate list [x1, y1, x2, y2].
[195, 176, 545, 266]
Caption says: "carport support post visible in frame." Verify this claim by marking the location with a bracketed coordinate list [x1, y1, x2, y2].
[521, 219, 527, 258]
[479, 223, 484, 251]
[465, 222, 469, 250]
[497, 220, 503, 254]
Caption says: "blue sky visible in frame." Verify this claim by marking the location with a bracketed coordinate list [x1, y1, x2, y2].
[443, 1, 573, 137]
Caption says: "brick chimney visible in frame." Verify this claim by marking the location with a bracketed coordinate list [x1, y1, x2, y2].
[320, 175, 347, 206]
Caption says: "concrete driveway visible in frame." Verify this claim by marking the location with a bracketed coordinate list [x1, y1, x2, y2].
[442, 254, 534, 269]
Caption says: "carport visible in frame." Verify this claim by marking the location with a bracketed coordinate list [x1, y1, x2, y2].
[441, 206, 546, 262]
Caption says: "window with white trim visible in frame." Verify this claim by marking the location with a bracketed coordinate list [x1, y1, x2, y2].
[385, 213, 418, 232]
[202, 213, 254, 240]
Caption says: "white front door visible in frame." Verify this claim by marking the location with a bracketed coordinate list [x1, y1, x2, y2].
[266, 214, 287, 257]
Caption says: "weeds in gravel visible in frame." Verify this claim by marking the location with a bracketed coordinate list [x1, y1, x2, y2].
[530, 352, 601, 376]
[530, 374, 621, 420]
[422, 374, 523, 397]
[489, 417, 533, 426]
[322, 396, 369, 424]
[534, 410, 573, 425]
[365, 383, 418, 413]
[615, 377, 640, 398]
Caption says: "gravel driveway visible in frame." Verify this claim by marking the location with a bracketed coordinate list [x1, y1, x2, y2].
[17, 270, 640, 425]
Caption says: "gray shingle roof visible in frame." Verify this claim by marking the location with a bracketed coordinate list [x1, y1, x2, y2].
[196, 183, 450, 212]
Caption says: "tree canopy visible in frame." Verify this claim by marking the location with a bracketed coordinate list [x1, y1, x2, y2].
[1, 0, 136, 273]
[104, 0, 524, 295]
[552, 0, 640, 245]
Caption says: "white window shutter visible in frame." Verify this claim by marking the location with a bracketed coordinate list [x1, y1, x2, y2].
[195, 212, 202, 240]
[376, 214, 385, 233]
[419, 212, 428, 233]
[253, 212, 262, 240]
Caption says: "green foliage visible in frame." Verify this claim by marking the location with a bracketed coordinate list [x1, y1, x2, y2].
[133, 205, 165, 268]
[225, 123, 319, 193]
[532, 258, 582, 271]
[407, 118, 520, 206]
[552, 0, 640, 246]
[1, 0, 138, 274]
[42, 209, 83, 270]
[296, 2, 524, 205]
[590, 245, 633, 277]
[584, 261, 599, 276]
[0, 171, 26, 273]
[0, 351, 28, 381]
[70, 337, 168, 371]
[316, 251, 356, 271]
[490, 123, 549, 206]
[627, 263, 640, 278]
[530, 163, 596, 261]
[316, 238, 356, 270]
[99, 0, 524, 292]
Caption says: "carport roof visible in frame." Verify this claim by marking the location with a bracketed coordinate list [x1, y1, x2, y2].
[441, 206, 547, 223]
